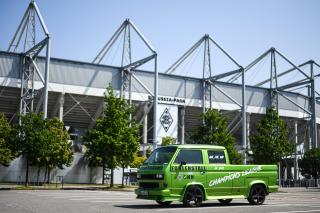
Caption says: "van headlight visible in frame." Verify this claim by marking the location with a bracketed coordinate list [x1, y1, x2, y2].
[156, 174, 164, 179]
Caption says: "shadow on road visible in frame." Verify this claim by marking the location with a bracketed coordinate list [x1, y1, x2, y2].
[115, 202, 251, 210]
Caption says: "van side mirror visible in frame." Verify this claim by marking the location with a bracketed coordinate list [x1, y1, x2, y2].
[180, 161, 187, 167]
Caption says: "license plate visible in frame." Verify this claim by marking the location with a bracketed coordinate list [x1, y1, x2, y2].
[140, 190, 148, 196]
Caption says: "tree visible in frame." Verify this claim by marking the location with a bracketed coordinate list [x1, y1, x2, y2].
[42, 118, 73, 183]
[190, 109, 243, 164]
[161, 136, 176, 146]
[146, 147, 152, 158]
[12, 113, 46, 186]
[130, 154, 146, 168]
[85, 85, 140, 187]
[300, 148, 320, 187]
[117, 121, 140, 187]
[12, 113, 73, 185]
[0, 112, 15, 166]
[250, 106, 294, 164]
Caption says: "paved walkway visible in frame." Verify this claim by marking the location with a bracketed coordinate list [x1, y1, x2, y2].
[1, 189, 320, 213]
[278, 187, 320, 193]
[1, 183, 319, 192]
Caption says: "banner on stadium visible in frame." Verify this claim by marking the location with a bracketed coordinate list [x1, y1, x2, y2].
[156, 104, 178, 145]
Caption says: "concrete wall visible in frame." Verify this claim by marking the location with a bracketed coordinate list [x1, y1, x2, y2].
[0, 153, 126, 184]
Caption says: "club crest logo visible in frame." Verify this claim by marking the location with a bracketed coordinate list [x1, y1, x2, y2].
[160, 108, 173, 132]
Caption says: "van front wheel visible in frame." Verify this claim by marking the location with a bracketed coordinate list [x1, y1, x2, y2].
[183, 185, 204, 207]
[247, 184, 266, 205]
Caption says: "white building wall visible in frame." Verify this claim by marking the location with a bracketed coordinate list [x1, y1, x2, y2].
[0, 153, 125, 184]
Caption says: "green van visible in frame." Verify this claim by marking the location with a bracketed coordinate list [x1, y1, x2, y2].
[135, 144, 278, 207]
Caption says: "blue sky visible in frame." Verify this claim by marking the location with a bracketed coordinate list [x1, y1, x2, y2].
[1, 0, 319, 83]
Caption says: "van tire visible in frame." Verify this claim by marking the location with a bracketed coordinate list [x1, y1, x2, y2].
[247, 184, 266, 205]
[183, 185, 204, 207]
[218, 199, 232, 205]
[156, 201, 172, 206]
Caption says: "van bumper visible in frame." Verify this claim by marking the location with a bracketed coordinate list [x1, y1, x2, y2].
[135, 188, 178, 201]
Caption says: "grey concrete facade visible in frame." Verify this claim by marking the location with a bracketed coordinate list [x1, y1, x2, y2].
[1, 51, 318, 120]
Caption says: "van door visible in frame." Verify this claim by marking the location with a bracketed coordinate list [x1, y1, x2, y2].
[205, 150, 233, 196]
[170, 149, 206, 195]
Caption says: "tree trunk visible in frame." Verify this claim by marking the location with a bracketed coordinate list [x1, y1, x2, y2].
[43, 166, 47, 184]
[36, 165, 41, 186]
[25, 158, 29, 186]
[121, 166, 125, 187]
[315, 178, 318, 187]
[47, 168, 51, 184]
[102, 164, 105, 185]
[110, 169, 114, 188]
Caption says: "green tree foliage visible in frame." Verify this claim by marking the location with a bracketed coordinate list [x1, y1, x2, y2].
[250, 106, 294, 164]
[300, 148, 320, 187]
[146, 147, 152, 158]
[12, 113, 73, 185]
[190, 109, 243, 164]
[130, 154, 146, 168]
[42, 118, 73, 183]
[85, 85, 140, 187]
[12, 113, 46, 185]
[161, 136, 176, 146]
[117, 119, 140, 187]
[0, 112, 15, 166]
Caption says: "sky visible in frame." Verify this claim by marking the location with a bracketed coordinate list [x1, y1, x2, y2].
[0, 0, 319, 86]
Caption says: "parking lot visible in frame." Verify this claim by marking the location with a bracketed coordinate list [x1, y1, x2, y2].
[0, 189, 319, 213]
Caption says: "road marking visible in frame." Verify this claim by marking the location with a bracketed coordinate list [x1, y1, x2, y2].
[70, 197, 136, 201]
[267, 194, 319, 198]
[15, 192, 136, 198]
[91, 200, 153, 203]
[271, 210, 320, 213]
[53, 196, 136, 200]
[17, 191, 132, 195]
[49, 194, 135, 197]
[15, 190, 137, 203]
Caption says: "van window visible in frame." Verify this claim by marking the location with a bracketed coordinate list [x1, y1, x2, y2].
[208, 150, 226, 164]
[145, 146, 177, 164]
[174, 150, 203, 164]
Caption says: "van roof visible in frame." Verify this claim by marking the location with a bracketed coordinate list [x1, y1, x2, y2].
[166, 144, 225, 150]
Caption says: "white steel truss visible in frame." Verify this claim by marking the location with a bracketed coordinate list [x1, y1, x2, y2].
[93, 19, 158, 145]
[8, 0, 50, 119]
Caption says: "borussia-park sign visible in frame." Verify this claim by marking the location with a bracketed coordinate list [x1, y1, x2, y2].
[148, 95, 185, 105]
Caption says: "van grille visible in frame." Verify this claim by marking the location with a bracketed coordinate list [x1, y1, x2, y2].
[139, 182, 159, 189]
[140, 174, 157, 179]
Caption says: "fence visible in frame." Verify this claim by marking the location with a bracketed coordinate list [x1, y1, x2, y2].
[279, 179, 319, 187]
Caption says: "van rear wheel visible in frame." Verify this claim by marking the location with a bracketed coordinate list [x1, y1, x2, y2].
[183, 185, 204, 207]
[156, 201, 172, 206]
[247, 184, 266, 205]
[218, 199, 232, 205]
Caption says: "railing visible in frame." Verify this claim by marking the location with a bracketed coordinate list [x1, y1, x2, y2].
[278, 179, 319, 188]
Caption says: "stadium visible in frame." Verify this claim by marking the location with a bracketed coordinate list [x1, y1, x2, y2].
[0, 1, 319, 184]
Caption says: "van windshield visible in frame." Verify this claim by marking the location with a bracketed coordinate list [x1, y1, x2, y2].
[145, 146, 177, 164]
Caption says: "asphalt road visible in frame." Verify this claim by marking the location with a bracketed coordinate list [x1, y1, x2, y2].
[0, 189, 320, 213]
